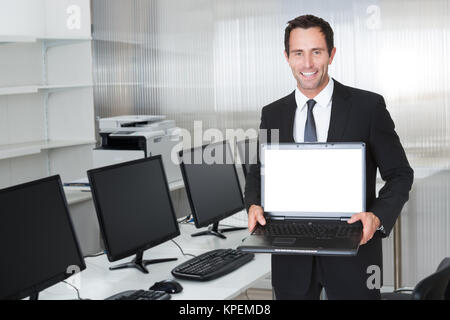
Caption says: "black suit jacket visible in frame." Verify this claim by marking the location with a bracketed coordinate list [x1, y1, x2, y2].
[244, 79, 414, 293]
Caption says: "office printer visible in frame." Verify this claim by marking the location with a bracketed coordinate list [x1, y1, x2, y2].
[94, 115, 182, 183]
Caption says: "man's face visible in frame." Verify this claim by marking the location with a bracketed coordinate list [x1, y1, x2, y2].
[285, 27, 336, 98]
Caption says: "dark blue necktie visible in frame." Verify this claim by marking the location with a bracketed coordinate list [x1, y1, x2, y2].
[304, 99, 317, 142]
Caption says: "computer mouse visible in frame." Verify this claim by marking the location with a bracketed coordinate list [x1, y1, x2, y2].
[150, 279, 183, 294]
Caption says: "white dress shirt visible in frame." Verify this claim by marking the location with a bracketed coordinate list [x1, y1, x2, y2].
[292, 78, 386, 230]
[293, 78, 334, 142]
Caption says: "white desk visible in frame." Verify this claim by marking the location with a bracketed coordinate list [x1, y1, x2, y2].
[38, 223, 271, 300]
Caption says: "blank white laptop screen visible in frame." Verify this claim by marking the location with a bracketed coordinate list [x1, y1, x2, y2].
[262, 146, 364, 215]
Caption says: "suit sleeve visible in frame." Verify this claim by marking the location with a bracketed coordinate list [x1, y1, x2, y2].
[244, 110, 267, 212]
[368, 97, 414, 237]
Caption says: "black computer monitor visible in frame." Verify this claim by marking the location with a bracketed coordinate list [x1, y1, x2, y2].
[236, 138, 258, 178]
[0, 175, 86, 300]
[87, 155, 180, 274]
[179, 141, 246, 239]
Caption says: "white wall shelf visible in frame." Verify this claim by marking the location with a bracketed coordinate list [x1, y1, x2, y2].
[0, 142, 41, 160]
[0, 84, 93, 96]
[0, 38, 92, 47]
[0, 86, 39, 96]
[0, 0, 95, 186]
[42, 37, 92, 48]
[0, 140, 96, 161]
[39, 83, 93, 92]
[0, 36, 37, 44]
[41, 139, 96, 150]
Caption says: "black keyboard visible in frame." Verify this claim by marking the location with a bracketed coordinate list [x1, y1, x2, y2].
[254, 221, 362, 239]
[105, 290, 171, 300]
[171, 249, 255, 281]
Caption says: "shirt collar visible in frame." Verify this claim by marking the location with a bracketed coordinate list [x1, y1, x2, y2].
[295, 77, 334, 111]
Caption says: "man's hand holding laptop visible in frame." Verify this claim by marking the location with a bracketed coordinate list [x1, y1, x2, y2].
[347, 212, 380, 245]
[248, 205, 380, 246]
[248, 205, 266, 232]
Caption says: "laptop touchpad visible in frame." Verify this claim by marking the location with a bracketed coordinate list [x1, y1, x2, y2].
[273, 237, 296, 246]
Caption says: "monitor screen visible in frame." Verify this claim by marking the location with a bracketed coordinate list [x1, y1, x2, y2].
[180, 141, 244, 228]
[88, 155, 180, 262]
[0, 176, 86, 300]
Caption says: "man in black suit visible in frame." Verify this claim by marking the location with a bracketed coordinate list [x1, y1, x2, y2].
[244, 15, 414, 299]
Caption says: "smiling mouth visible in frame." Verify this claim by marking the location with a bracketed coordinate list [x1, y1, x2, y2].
[300, 71, 318, 79]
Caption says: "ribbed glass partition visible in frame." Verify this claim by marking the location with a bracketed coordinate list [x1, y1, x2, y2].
[91, 0, 450, 287]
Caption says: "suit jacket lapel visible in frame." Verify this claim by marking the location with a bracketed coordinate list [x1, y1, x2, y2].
[327, 79, 352, 142]
[283, 91, 297, 142]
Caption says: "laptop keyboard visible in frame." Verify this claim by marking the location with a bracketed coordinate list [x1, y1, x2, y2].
[254, 221, 362, 239]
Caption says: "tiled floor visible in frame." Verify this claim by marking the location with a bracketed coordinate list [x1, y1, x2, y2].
[234, 286, 402, 300]
[233, 288, 273, 300]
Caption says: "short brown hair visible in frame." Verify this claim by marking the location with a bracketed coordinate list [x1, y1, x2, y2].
[284, 15, 334, 57]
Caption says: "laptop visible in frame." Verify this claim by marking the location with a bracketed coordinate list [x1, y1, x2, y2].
[238, 142, 365, 256]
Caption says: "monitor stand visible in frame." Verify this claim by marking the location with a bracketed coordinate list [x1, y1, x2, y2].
[29, 292, 39, 300]
[191, 222, 246, 239]
[109, 250, 177, 274]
